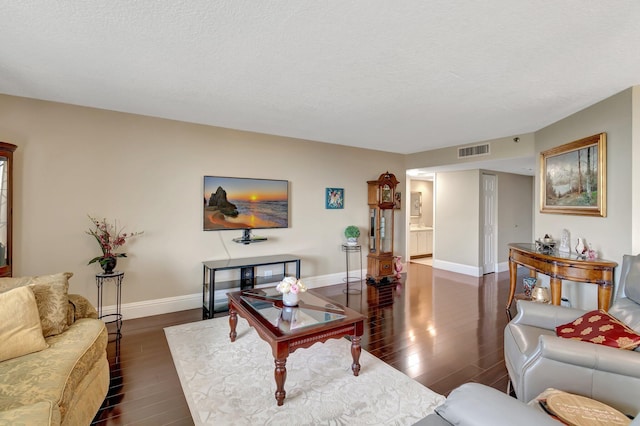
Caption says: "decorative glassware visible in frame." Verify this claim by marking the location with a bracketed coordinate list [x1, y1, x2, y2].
[523, 277, 537, 298]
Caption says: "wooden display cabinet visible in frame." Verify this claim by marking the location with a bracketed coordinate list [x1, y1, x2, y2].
[366, 171, 399, 284]
[0, 142, 17, 277]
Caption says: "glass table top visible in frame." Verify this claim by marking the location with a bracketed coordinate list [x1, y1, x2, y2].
[240, 287, 346, 334]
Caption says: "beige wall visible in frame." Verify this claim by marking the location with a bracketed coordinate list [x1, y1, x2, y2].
[434, 170, 480, 270]
[494, 171, 533, 263]
[0, 94, 405, 310]
[3, 85, 635, 313]
[535, 88, 632, 262]
[433, 169, 532, 272]
[408, 132, 536, 275]
[424, 88, 633, 306]
[534, 88, 633, 308]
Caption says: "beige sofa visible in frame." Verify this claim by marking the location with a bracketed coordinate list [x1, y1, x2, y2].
[0, 272, 109, 425]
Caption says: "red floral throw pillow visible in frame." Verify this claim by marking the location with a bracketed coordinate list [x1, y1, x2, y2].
[556, 310, 640, 350]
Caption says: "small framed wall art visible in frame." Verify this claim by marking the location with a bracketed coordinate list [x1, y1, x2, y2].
[394, 191, 402, 209]
[540, 132, 606, 217]
[326, 188, 344, 209]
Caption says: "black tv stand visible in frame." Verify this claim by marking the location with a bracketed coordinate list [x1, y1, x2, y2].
[233, 229, 267, 245]
[202, 254, 301, 318]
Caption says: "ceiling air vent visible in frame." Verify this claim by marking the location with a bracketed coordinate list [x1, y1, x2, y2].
[458, 143, 490, 158]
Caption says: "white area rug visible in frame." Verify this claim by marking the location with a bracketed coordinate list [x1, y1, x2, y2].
[165, 317, 445, 426]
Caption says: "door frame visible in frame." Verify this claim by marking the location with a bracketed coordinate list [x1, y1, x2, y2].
[481, 173, 498, 274]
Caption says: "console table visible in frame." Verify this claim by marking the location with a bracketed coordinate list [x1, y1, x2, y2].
[507, 243, 617, 314]
[202, 254, 301, 319]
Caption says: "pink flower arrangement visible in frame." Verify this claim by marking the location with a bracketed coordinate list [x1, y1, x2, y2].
[86, 215, 143, 266]
[276, 276, 307, 294]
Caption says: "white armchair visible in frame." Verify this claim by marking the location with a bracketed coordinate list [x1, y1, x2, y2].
[504, 254, 640, 419]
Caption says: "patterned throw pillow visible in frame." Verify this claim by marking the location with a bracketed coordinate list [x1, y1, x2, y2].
[556, 310, 640, 350]
[0, 272, 73, 337]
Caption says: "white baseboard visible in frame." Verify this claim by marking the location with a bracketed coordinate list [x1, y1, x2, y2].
[432, 259, 483, 277]
[99, 270, 365, 320]
[99, 293, 201, 320]
[431, 260, 509, 276]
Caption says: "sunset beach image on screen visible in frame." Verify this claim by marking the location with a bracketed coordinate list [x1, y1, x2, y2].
[203, 176, 289, 230]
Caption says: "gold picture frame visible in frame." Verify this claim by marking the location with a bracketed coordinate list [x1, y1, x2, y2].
[540, 133, 606, 217]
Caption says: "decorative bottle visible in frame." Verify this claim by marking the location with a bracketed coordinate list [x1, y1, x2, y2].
[575, 238, 586, 257]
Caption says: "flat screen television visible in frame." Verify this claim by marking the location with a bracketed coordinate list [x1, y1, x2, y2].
[203, 176, 289, 232]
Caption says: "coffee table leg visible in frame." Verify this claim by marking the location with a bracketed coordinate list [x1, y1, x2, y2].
[229, 308, 237, 342]
[274, 358, 287, 406]
[351, 335, 361, 376]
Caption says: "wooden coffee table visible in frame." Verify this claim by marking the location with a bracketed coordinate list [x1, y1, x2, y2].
[227, 288, 366, 406]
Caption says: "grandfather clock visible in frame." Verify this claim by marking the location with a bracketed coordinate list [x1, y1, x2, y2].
[367, 171, 399, 284]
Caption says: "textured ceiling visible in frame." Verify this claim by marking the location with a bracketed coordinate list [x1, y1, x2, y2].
[1, 1, 640, 157]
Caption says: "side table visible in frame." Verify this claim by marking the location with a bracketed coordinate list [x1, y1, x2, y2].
[342, 244, 363, 294]
[96, 271, 124, 339]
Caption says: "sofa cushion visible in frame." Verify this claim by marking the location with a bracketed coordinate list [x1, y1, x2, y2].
[0, 272, 73, 337]
[0, 286, 48, 362]
[0, 318, 107, 420]
[608, 298, 640, 338]
[556, 310, 640, 350]
[621, 254, 640, 304]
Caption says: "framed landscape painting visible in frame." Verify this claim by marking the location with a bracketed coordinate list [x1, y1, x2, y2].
[540, 133, 606, 217]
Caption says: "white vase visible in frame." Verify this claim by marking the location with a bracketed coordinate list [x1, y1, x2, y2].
[282, 292, 299, 307]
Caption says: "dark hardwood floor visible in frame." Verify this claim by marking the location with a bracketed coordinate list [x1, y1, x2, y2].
[92, 261, 522, 425]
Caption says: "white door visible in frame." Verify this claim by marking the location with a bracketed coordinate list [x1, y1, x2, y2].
[482, 174, 497, 274]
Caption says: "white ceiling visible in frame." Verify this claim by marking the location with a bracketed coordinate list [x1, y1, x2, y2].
[2, 1, 640, 167]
